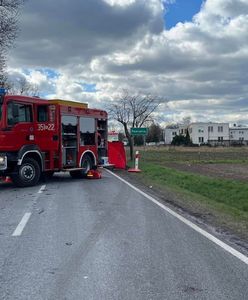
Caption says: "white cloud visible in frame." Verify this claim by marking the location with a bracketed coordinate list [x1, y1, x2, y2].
[102, 0, 135, 6]
[6, 0, 248, 126]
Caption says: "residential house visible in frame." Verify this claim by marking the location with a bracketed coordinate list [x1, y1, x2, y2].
[229, 126, 248, 145]
[188, 122, 229, 145]
[164, 122, 248, 146]
[164, 127, 179, 144]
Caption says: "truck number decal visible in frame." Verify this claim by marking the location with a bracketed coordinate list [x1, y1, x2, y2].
[37, 124, 55, 131]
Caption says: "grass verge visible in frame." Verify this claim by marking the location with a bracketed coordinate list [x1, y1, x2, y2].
[138, 161, 248, 222]
[125, 147, 248, 240]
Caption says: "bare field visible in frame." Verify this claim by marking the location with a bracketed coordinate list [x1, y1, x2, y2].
[139, 146, 248, 182]
[165, 162, 248, 182]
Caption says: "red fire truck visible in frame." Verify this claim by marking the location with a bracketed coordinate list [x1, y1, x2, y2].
[0, 88, 108, 187]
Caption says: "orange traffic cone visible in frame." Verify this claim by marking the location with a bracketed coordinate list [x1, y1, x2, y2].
[4, 176, 12, 183]
[86, 168, 102, 179]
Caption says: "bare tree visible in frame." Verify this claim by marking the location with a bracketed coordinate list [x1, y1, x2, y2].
[7, 76, 39, 96]
[0, 52, 7, 84]
[146, 123, 163, 144]
[108, 90, 161, 160]
[0, 0, 25, 85]
[182, 116, 191, 126]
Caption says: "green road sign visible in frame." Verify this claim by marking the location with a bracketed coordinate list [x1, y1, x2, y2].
[131, 127, 148, 135]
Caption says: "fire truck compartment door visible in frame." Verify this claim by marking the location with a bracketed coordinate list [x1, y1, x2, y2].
[34, 104, 59, 151]
[61, 116, 78, 167]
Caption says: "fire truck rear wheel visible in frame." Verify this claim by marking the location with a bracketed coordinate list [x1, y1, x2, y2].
[70, 154, 93, 179]
[12, 157, 41, 187]
[81, 154, 93, 176]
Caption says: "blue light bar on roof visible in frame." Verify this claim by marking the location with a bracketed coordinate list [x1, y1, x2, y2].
[0, 88, 6, 95]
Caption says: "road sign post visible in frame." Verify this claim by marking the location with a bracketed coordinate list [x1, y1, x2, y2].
[131, 127, 148, 136]
[131, 127, 148, 148]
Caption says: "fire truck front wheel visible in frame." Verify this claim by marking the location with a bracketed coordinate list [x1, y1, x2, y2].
[12, 157, 41, 187]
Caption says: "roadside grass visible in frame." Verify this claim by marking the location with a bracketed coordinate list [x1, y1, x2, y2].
[138, 161, 248, 220]
[125, 147, 248, 225]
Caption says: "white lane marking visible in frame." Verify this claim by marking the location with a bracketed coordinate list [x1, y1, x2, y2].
[38, 184, 46, 193]
[12, 212, 32, 237]
[11, 185, 46, 237]
[106, 170, 248, 266]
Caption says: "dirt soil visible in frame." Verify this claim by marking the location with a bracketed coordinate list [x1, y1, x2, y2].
[112, 167, 248, 257]
[164, 162, 248, 182]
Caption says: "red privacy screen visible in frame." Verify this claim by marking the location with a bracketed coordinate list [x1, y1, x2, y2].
[108, 141, 127, 169]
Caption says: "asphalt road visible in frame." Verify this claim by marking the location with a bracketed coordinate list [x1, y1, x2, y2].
[0, 170, 247, 300]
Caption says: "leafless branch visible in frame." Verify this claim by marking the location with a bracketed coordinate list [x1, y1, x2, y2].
[107, 90, 162, 159]
[0, 0, 25, 85]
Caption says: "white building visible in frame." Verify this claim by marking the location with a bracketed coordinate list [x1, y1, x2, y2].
[229, 126, 248, 145]
[164, 124, 190, 144]
[178, 124, 188, 136]
[188, 122, 229, 145]
[164, 127, 179, 144]
[164, 122, 248, 146]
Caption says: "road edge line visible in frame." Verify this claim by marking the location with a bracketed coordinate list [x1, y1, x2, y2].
[106, 169, 248, 266]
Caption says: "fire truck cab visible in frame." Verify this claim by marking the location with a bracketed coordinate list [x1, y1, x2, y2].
[0, 88, 108, 187]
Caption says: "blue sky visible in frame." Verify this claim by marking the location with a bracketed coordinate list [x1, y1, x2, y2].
[164, 0, 204, 29]
[82, 83, 97, 93]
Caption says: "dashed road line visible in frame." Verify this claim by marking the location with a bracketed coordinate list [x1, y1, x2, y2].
[12, 212, 32, 236]
[38, 184, 46, 193]
[12, 184, 46, 237]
